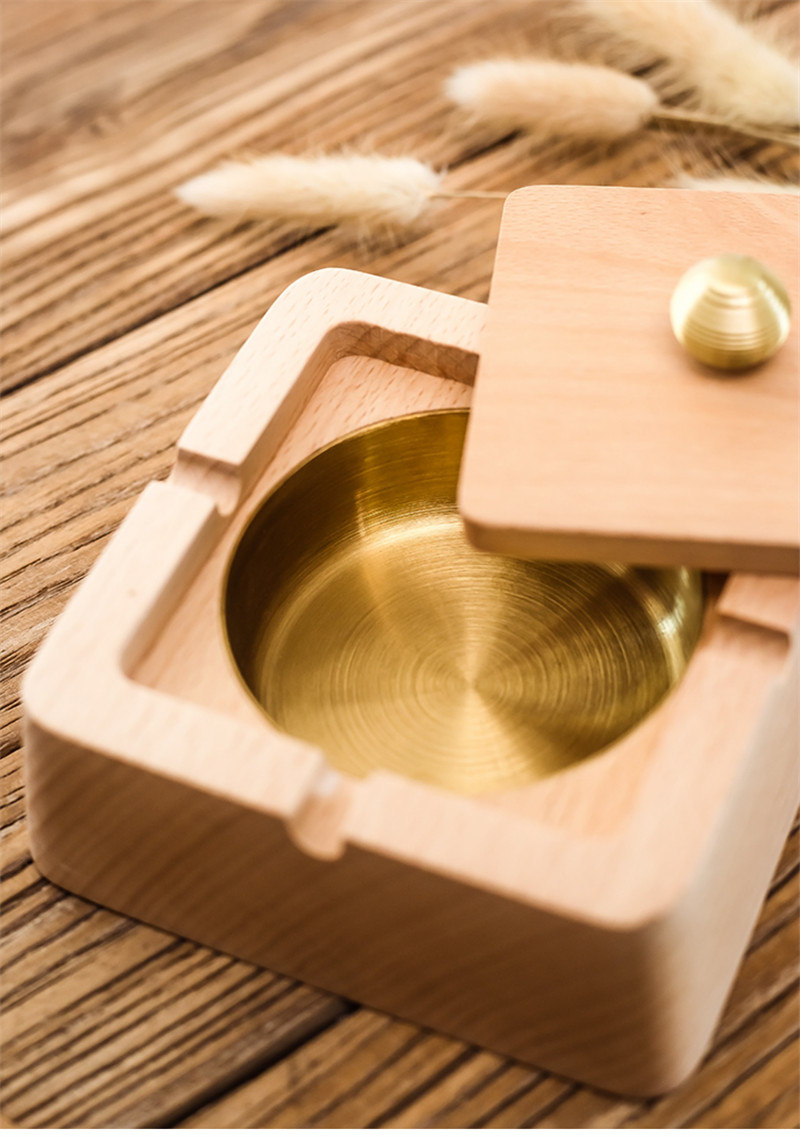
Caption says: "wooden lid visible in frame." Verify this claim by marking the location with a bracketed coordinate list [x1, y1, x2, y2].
[458, 186, 799, 574]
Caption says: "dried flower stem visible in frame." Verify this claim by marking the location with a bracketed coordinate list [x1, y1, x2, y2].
[175, 153, 511, 241]
[653, 107, 800, 149]
[176, 144, 796, 243]
[433, 189, 508, 200]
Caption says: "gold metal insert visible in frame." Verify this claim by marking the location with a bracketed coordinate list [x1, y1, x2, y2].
[224, 411, 703, 794]
[670, 253, 791, 370]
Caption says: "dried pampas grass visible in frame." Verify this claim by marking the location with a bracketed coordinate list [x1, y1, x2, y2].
[445, 59, 658, 140]
[568, 0, 800, 129]
[176, 154, 444, 239]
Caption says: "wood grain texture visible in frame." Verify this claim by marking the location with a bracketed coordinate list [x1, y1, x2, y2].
[460, 186, 800, 574]
[2, 0, 798, 1127]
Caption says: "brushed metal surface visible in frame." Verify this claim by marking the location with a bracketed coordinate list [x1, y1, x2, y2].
[224, 411, 703, 793]
[670, 253, 791, 370]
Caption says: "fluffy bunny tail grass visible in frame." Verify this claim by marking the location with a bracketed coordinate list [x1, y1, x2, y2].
[569, 0, 800, 128]
[675, 174, 799, 194]
[176, 154, 443, 237]
[445, 59, 658, 140]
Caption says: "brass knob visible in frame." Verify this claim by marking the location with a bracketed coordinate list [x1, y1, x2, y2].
[670, 253, 791, 370]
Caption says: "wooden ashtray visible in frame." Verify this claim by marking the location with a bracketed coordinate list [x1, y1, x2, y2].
[24, 189, 799, 1098]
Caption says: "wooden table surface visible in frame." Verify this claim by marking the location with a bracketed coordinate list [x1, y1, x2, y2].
[2, 0, 798, 1128]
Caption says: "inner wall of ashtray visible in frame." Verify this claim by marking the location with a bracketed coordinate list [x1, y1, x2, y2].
[224, 410, 704, 794]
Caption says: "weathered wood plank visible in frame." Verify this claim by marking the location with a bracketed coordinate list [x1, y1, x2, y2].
[620, 993, 799, 1128]
[0, 819, 347, 1128]
[688, 1039, 799, 1128]
[0, 0, 542, 387]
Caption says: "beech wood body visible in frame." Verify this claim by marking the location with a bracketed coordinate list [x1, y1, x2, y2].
[23, 269, 799, 1096]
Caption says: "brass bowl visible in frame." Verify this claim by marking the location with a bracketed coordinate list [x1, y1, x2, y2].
[224, 411, 703, 794]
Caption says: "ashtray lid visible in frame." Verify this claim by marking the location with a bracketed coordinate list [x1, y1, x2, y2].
[458, 186, 799, 574]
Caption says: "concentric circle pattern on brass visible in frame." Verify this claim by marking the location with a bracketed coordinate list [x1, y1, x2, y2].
[224, 411, 703, 794]
[670, 253, 791, 370]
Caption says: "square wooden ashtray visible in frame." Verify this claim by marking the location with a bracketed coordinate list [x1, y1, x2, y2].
[23, 265, 799, 1097]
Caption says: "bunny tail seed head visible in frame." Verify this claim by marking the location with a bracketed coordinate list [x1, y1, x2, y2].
[570, 0, 800, 129]
[176, 154, 443, 238]
[445, 59, 658, 141]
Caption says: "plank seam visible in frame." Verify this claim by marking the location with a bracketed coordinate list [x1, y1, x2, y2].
[678, 1029, 800, 1129]
[368, 1047, 476, 1129]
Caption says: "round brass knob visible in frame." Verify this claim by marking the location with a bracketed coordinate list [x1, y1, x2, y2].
[670, 253, 791, 370]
